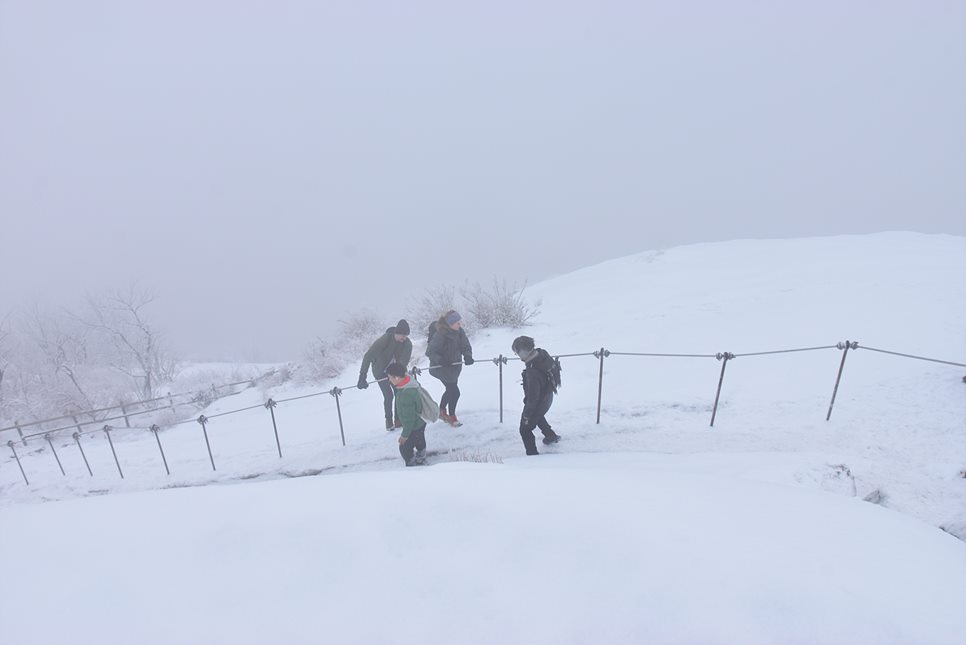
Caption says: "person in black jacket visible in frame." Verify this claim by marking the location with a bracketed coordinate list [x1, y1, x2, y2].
[358, 319, 413, 430]
[426, 310, 473, 426]
[512, 335, 560, 455]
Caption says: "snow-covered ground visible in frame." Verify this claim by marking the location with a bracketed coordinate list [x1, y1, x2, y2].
[2, 232, 965, 643]
[3, 453, 966, 645]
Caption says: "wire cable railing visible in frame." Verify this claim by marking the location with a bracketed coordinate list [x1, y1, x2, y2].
[3, 340, 963, 488]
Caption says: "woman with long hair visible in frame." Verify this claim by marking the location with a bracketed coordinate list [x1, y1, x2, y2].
[426, 310, 474, 426]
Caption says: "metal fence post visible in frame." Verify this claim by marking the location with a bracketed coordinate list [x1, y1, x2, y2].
[119, 401, 131, 428]
[265, 399, 282, 458]
[168, 393, 176, 413]
[73, 432, 93, 476]
[15, 420, 26, 446]
[710, 352, 735, 427]
[7, 440, 29, 485]
[826, 341, 858, 421]
[45, 434, 66, 476]
[197, 415, 216, 471]
[494, 355, 508, 423]
[103, 425, 124, 479]
[330, 387, 347, 447]
[594, 348, 610, 424]
[150, 424, 170, 475]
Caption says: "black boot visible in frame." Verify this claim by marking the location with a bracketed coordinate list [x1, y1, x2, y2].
[542, 431, 560, 445]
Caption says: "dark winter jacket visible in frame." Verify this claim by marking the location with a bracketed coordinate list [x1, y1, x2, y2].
[360, 328, 413, 380]
[393, 376, 426, 438]
[521, 348, 556, 418]
[426, 323, 473, 384]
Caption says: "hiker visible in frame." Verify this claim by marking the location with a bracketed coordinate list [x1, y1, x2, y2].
[357, 319, 413, 430]
[426, 310, 474, 426]
[512, 335, 561, 455]
[386, 363, 427, 466]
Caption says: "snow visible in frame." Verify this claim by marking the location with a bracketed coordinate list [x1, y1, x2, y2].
[3, 453, 966, 644]
[1, 232, 965, 643]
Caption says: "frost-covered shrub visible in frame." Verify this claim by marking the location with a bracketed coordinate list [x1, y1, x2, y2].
[407, 284, 459, 341]
[461, 279, 539, 330]
[299, 311, 385, 384]
[448, 450, 504, 464]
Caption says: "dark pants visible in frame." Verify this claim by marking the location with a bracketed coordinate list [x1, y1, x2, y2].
[520, 393, 555, 455]
[378, 379, 395, 423]
[438, 381, 460, 417]
[399, 427, 427, 464]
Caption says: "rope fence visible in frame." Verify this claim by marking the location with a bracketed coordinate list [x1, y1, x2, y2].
[0, 377, 262, 444]
[3, 340, 963, 488]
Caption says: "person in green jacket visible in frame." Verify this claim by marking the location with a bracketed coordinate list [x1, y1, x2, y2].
[386, 363, 426, 466]
[357, 319, 413, 430]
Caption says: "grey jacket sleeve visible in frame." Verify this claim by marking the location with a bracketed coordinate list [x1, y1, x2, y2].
[360, 335, 386, 377]
[397, 339, 413, 368]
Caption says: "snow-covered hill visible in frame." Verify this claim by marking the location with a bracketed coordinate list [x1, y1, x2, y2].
[2, 232, 965, 643]
[4, 453, 966, 645]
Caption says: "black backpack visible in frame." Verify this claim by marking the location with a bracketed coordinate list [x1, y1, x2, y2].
[427, 321, 437, 345]
[548, 356, 562, 393]
[525, 351, 562, 394]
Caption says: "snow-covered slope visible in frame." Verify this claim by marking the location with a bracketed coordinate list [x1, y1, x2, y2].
[2, 232, 965, 643]
[3, 453, 966, 645]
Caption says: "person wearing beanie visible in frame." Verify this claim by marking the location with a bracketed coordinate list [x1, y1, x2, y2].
[358, 319, 413, 430]
[511, 335, 561, 455]
[426, 309, 474, 426]
[386, 363, 427, 466]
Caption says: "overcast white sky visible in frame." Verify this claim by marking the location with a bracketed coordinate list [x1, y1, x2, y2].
[2, 1, 964, 361]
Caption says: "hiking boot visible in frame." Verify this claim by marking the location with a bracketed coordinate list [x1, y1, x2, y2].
[542, 433, 560, 445]
[448, 415, 463, 427]
[385, 419, 395, 431]
[439, 412, 455, 426]
[414, 449, 426, 465]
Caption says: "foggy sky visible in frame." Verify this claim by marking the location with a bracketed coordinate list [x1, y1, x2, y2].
[2, 1, 964, 361]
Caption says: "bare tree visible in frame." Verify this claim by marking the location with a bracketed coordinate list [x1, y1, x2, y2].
[77, 285, 179, 401]
[22, 306, 96, 411]
[0, 314, 9, 407]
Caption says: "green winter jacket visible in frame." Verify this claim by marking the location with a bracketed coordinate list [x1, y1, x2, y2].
[360, 328, 413, 380]
[393, 377, 426, 438]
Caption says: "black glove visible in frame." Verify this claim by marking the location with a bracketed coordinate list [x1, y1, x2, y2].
[357, 375, 369, 390]
[463, 357, 475, 366]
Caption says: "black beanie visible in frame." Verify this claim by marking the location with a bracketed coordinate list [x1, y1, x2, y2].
[394, 319, 410, 336]
[386, 363, 408, 377]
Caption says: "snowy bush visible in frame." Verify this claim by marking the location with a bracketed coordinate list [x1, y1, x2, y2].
[448, 450, 504, 464]
[460, 279, 539, 330]
[408, 279, 539, 341]
[407, 284, 459, 341]
[298, 310, 385, 384]
[334, 310, 385, 360]
[300, 337, 344, 382]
